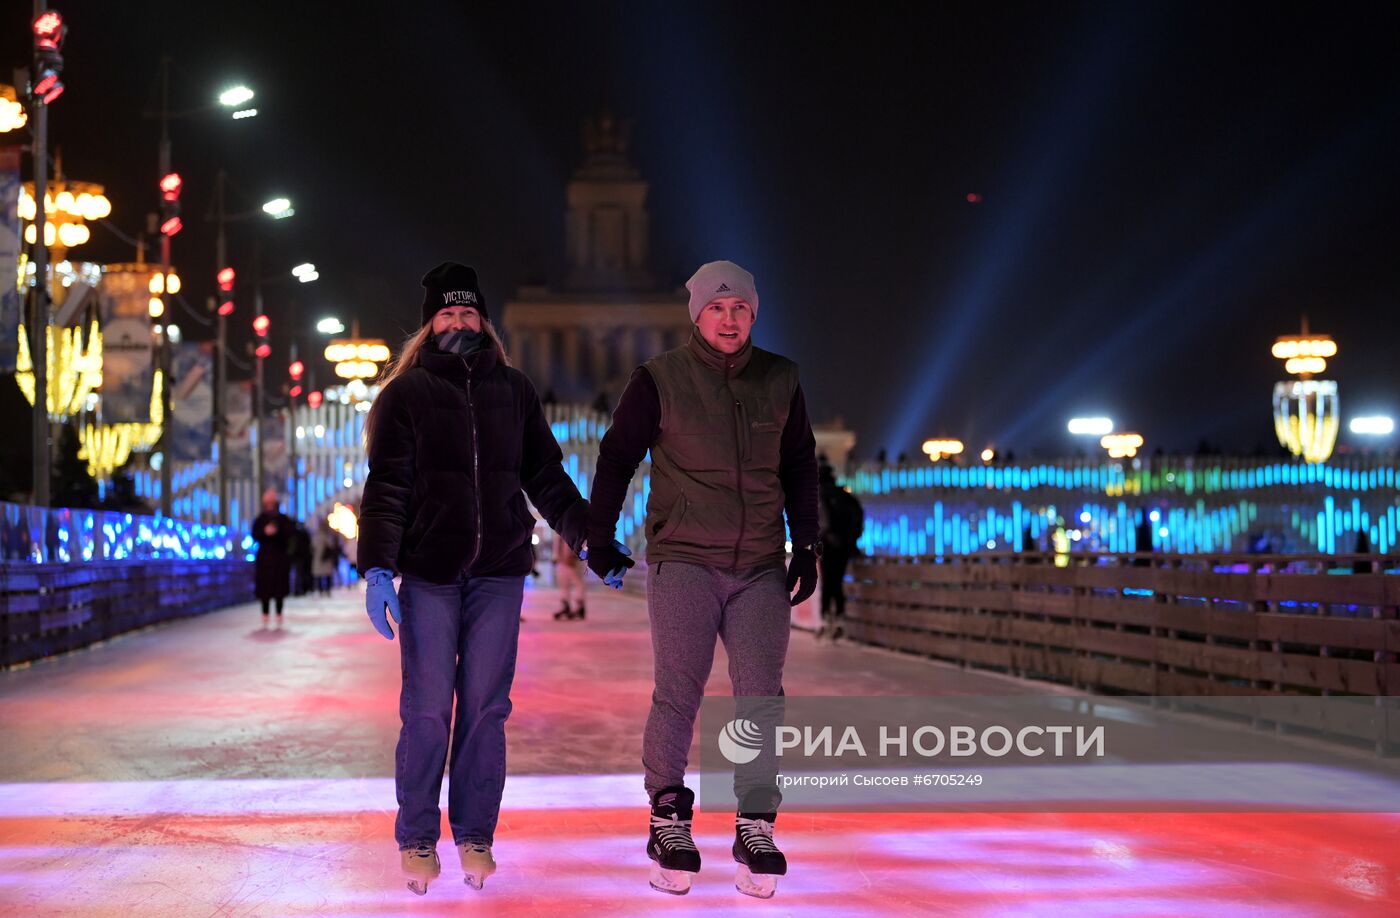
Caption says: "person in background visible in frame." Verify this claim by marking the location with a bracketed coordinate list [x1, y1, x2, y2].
[551, 531, 587, 620]
[251, 488, 294, 621]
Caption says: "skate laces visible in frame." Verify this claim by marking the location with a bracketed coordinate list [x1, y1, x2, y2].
[737, 817, 779, 854]
[650, 813, 699, 852]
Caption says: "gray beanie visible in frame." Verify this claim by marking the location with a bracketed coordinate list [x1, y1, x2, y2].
[686, 260, 759, 322]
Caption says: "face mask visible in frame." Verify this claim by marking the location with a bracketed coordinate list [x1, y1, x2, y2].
[436, 328, 485, 356]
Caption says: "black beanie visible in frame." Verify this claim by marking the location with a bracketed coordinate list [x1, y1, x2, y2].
[421, 262, 487, 326]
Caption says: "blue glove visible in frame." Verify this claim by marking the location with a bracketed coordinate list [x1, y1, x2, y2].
[365, 567, 401, 640]
[581, 539, 633, 589]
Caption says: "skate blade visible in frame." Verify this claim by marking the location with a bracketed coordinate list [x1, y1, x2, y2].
[735, 865, 777, 899]
[406, 879, 430, 895]
[649, 864, 694, 895]
[464, 868, 494, 890]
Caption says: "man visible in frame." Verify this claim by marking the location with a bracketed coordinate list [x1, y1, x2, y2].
[585, 260, 820, 899]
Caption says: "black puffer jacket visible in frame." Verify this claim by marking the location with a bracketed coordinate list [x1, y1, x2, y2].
[358, 342, 587, 583]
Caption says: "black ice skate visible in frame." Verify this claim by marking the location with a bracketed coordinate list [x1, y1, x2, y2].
[647, 786, 701, 895]
[733, 813, 786, 899]
[553, 602, 573, 620]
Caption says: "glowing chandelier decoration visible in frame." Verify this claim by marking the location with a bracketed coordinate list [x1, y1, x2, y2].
[17, 157, 112, 261]
[327, 502, 359, 540]
[15, 318, 102, 417]
[921, 438, 964, 462]
[1271, 320, 1339, 465]
[325, 338, 391, 380]
[1100, 432, 1144, 459]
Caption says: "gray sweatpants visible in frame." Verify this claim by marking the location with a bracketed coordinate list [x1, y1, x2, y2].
[644, 559, 789, 811]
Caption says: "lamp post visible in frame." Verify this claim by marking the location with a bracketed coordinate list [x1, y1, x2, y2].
[210, 170, 292, 524]
[147, 60, 257, 515]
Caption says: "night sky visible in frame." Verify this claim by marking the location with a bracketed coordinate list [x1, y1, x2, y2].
[8, 1, 1400, 458]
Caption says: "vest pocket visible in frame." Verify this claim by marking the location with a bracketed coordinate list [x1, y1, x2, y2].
[650, 494, 689, 544]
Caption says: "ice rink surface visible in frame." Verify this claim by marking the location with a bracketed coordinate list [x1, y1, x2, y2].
[1, 583, 1397, 916]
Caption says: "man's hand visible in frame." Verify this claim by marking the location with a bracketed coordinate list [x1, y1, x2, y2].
[786, 548, 818, 606]
[582, 539, 634, 589]
[364, 567, 402, 640]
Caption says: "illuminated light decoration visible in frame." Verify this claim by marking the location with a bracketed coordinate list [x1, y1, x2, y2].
[231, 108, 258, 120]
[289, 360, 305, 380]
[15, 318, 102, 418]
[148, 297, 164, 318]
[18, 177, 110, 253]
[1068, 417, 1114, 436]
[159, 172, 183, 201]
[1100, 433, 1145, 459]
[217, 301, 234, 317]
[1272, 380, 1339, 465]
[289, 385, 303, 398]
[307, 391, 324, 409]
[252, 315, 270, 336]
[1271, 322, 1339, 464]
[33, 11, 65, 51]
[325, 337, 391, 381]
[33, 69, 63, 104]
[291, 263, 315, 278]
[147, 272, 181, 296]
[921, 438, 964, 462]
[316, 317, 345, 334]
[217, 267, 236, 291]
[159, 216, 183, 237]
[0, 84, 29, 132]
[1349, 416, 1394, 436]
[297, 270, 318, 283]
[980, 448, 995, 463]
[77, 372, 165, 477]
[965, 192, 983, 203]
[1284, 356, 1326, 375]
[255, 343, 271, 359]
[328, 502, 359, 540]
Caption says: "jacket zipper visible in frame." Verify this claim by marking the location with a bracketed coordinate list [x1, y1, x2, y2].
[464, 356, 483, 572]
[728, 360, 746, 569]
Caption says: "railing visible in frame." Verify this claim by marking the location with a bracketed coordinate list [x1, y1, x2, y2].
[0, 502, 249, 668]
[846, 552, 1400, 699]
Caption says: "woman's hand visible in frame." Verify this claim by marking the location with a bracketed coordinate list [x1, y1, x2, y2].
[364, 567, 402, 639]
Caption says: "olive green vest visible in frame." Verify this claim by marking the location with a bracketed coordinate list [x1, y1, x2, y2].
[642, 331, 799, 569]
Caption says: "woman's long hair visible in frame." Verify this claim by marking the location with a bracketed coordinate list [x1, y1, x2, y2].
[363, 318, 511, 452]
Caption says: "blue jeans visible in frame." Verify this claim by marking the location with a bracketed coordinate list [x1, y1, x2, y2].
[394, 572, 525, 848]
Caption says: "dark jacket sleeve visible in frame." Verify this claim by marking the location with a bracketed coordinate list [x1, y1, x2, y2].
[587, 366, 660, 546]
[779, 382, 820, 550]
[357, 378, 415, 576]
[518, 376, 589, 554]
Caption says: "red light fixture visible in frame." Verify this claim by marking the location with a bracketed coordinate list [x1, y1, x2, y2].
[289, 360, 305, 380]
[307, 391, 323, 409]
[159, 216, 182, 237]
[255, 343, 271, 358]
[33, 11, 65, 51]
[289, 385, 303, 398]
[217, 300, 234, 317]
[217, 267, 235, 291]
[159, 173, 183, 201]
[252, 314, 270, 336]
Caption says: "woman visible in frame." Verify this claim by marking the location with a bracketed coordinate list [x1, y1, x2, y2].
[309, 522, 340, 596]
[250, 488, 293, 620]
[551, 531, 586, 620]
[358, 262, 619, 896]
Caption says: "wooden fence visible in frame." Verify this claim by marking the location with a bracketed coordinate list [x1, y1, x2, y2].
[846, 553, 1400, 697]
[0, 559, 252, 668]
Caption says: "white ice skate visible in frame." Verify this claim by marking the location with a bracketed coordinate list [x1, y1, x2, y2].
[401, 843, 441, 895]
[459, 842, 496, 890]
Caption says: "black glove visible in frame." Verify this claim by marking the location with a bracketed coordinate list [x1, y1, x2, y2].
[786, 548, 818, 606]
[584, 537, 636, 588]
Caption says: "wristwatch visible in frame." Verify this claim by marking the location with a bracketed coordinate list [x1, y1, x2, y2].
[796, 541, 824, 559]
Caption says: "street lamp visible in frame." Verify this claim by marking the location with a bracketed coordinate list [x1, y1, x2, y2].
[316, 317, 346, 335]
[1067, 417, 1114, 437]
[262, 197, 293, 219]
